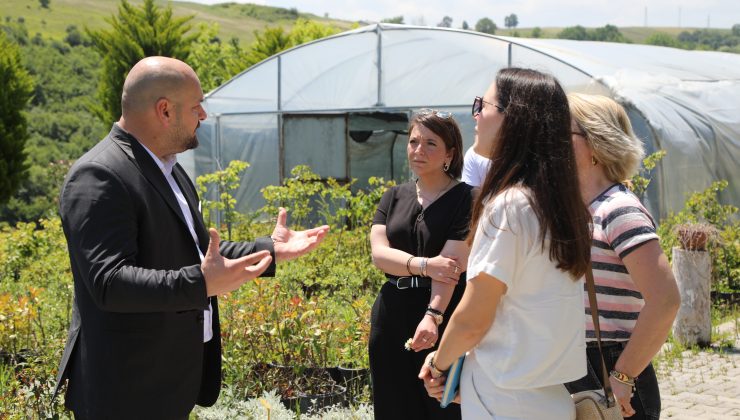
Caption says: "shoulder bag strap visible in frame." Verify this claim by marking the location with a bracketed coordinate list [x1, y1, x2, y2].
[585, 266, 617, 408]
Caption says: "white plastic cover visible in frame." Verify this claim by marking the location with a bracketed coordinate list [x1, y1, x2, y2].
[188, 24, 740, 218]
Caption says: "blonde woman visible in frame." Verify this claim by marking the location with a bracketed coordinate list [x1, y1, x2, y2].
[565, 93, 680, 419]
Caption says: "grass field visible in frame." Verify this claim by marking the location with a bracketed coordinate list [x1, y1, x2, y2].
[2, 0, 357, 44]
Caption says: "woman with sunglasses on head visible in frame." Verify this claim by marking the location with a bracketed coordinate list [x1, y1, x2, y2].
[419, 68, 592, 419]
[369, 109, 474, 420]
[564, 93, 680, 419]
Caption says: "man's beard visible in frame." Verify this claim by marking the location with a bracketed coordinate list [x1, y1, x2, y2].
[172, 121, 199, 152]
[184, 133, 199, 150]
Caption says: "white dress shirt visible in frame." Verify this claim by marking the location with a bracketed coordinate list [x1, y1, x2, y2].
[140, 143, 213, 343]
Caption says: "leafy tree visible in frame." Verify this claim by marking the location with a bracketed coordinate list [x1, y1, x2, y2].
[247, 26, 292, 65]
[0, 20, 105, 223]
[733, 24, 740, 37]
[87, 0, 199, 123]
[475, 17, 497, 34]
[531, 27, 542, 38]
[381, 16, 404, 24]
[189, 24, 249, 93]
[289, 18, 339, 46]
[557, 25, 627, 43]
[504, 14, 518, 29]
[591, 24, 627, 42]
[39, 0, 50, 9]
[438, 16, 452, 28]
[0, 32, 34, 204]
[64, 25, 84, 47]
[645, 32, 680, 48]
[678, 29, 738, 51]
[247, 19, 338, 67]
[191, 19, 339, 93]
[461, 21, 469, 30]
[558, 25, 588, 40]
[1, 18, 30, 45]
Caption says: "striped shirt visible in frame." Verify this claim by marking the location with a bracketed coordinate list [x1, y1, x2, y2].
[586, 183, 658, 341]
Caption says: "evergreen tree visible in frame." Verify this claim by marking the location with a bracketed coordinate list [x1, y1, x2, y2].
[87, 0, 198, 123]
[0, 32, 34, 204]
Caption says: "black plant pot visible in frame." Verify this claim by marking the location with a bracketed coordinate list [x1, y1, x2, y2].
[261, 363, 346, 413]
[338, 365, 370, 406]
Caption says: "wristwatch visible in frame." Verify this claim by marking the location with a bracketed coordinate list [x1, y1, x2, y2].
[426, 307, 444, 326]
[428, 352, 447, 378]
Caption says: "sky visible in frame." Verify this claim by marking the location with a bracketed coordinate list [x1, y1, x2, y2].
[184, 0, 740, 29]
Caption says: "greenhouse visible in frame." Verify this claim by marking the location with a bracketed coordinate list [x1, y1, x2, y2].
[182, 23, 740, 219]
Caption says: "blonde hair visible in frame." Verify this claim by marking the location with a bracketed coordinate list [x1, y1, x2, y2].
[568, 93, 645, 182]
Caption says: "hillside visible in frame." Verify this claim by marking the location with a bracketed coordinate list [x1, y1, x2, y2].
[496, 26, 731, 43]
[2, 0, 357, 44]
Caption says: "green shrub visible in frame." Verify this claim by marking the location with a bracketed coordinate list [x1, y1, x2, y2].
[658, 180, 739, 292]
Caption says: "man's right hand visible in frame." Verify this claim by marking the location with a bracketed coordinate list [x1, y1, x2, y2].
[201, 228, 272, 297]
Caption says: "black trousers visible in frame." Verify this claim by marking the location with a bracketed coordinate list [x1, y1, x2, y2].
[565, 341, 661, 420]
[369, 280, 465, 420]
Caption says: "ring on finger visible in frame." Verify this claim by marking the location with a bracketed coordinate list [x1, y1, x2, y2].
[453, 266, 459, 274]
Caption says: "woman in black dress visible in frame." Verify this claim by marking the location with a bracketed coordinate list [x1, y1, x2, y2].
[369, 109, 473, 420]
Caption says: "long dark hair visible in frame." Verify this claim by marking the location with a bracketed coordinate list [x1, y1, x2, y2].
[469, 68, 591, 278]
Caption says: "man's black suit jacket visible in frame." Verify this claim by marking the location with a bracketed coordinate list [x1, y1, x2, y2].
[54, 124, 276, 419]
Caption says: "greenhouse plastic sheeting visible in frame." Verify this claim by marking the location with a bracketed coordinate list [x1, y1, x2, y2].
[184, 24, 740, 219]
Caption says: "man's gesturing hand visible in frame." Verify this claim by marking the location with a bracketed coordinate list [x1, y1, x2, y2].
[202, 228, 272, 297]
[271, 207, 329, 262]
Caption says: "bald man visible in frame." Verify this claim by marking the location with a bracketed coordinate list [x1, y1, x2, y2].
[54, 57, 328, 419]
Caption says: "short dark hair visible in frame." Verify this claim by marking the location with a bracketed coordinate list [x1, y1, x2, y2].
[408, 111, 464, 179]
[471, 68, 591, 279]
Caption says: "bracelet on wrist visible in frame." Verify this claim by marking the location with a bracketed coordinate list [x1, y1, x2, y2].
[610, 370, 636, 389]
[420, 257, 428, 277]
[406, 256, 415, 275]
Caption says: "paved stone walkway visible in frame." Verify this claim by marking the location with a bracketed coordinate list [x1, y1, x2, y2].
[658, 318, 740, 419]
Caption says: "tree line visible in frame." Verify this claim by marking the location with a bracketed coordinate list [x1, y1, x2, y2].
[381, 14, 519, 34]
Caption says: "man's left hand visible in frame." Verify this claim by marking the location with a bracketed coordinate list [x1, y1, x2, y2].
[271, 207, 329, 262]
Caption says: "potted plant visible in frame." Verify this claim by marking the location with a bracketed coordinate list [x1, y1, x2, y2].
[674, 223, 718, 251]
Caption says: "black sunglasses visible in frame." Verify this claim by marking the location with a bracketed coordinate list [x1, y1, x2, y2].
[472, 96, 505, 116]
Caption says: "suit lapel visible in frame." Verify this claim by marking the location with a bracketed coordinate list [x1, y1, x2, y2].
[108, 125, 191, 232]
[173, 164, 210, 255]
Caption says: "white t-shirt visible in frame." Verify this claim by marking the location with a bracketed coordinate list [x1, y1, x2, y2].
[461, 147, 491, 187]
[466, 186, 586, 389]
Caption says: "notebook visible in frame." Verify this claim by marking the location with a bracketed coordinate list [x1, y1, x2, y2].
[440, 354, 465, 408]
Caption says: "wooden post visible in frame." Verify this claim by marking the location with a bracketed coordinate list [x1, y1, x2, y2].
[672, 247, 712, 347]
